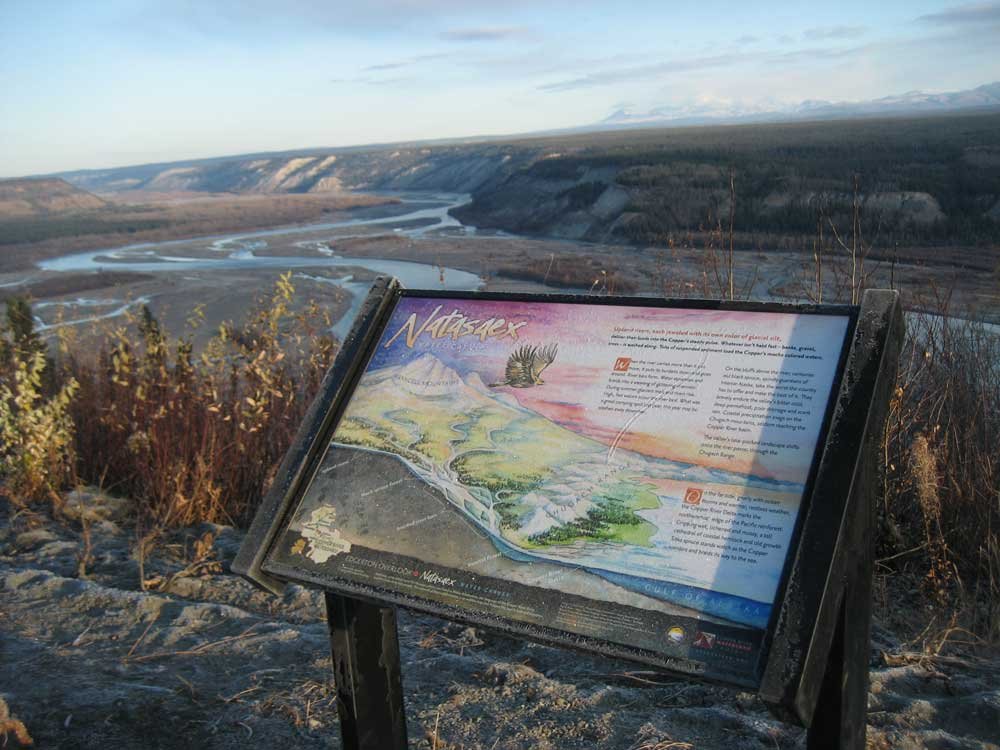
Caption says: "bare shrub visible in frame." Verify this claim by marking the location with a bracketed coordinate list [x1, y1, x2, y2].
[60, 272, 335, 527]
[495, 254, 639, 294]
[686, 172, 999, 642]
[908, 433, 958, 603]
[883, 305, 1000, 640]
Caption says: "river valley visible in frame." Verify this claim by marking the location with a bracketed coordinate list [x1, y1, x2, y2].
[2, 190, 998, 346]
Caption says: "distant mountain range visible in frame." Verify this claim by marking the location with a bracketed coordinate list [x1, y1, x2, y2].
[597, 82, 1000, 130]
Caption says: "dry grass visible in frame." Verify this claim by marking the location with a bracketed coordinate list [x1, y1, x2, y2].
[141, 531, 223, 592]
[665, 172, 1000, 645]
[629, 724, 694, 750]
[253, 677, 338, 732]
[881, 300, 1000, 643]
[0, 697, 33, 747]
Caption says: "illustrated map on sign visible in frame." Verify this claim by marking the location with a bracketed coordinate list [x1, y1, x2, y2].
[276, 297, 850, 639]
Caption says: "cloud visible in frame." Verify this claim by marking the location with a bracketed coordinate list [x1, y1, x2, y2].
[539, 54, 745, 92]
[918, 1, 1000, 25]
[331, 74, 420, 87]
[439, 26, 529, 42]
[119, 1, 555, 39]
[364, 76, 414, 87]
[538, 42, 866, 93]
[361, 52, 450, 74]
[412, 52, 452, 62]
[734, 35, 759, 45]
[364, 62, 407, 72]
[765, 44, 863, 64]
[803, 25, 867, 40]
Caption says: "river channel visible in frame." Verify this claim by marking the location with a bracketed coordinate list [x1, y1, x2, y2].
[27, 190, 1000, 340]
[35, 192, 484, 337]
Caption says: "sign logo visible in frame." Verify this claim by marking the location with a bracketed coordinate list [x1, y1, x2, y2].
[666, 626, 686, 644]
[683, 487, 704, 506]
[300, 507, 352, 563]
[693, 631, 716, 649]
[613, 357, 632, 372]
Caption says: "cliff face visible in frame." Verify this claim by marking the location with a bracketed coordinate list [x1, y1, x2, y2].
[56, 112, 1000, 247]
[61, 145, 536, 196]
[449, 162, 632, 242]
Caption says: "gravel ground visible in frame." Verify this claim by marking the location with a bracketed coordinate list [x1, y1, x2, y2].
[1, 491, 997, 749]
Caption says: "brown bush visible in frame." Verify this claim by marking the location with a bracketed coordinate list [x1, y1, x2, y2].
[882, 305, 1000, 639]
[58, 273, 335, 527]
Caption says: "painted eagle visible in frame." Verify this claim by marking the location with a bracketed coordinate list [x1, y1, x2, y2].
[490, 343, 558, 388]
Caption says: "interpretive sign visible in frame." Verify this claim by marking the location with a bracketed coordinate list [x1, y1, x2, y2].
[266, 293, 848, 682]
[235, 280, 903, 750]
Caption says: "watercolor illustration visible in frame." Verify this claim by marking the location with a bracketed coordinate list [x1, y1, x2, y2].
[292, 297, 849, 627]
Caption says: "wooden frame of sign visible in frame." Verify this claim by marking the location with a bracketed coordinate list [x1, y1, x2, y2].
[234, 278, 903, 750]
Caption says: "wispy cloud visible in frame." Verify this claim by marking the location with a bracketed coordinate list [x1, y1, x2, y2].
[918, 1, 1000, 25]
[332, 74, 422, 87]
[803, 25, 866, 40]
[364, 76, 414, 87]
[439, 26, 529, 42]
[125, 1, 550, 36]
[765, 44, 863, 64]
[362, 52, 450, 73]
[538, 42, 864, 94]
[734, 35, 759, 45]
[539, 54, 744, 92]
[364, 61, 406, 72]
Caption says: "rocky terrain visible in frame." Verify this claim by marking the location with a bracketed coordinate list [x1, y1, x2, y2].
[1, 490, 998, 749]
[57, 145, 534, 198]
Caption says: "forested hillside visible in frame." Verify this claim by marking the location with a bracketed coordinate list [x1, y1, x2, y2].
[56, 112, 1000, 250]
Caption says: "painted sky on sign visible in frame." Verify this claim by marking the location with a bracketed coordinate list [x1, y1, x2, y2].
[368, 297, 849, 482]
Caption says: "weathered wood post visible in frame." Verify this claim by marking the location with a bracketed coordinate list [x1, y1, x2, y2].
[763, 289, 902, 749]
[325, 593, 408, 750]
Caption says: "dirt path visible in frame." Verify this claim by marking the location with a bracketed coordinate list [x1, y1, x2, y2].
[1, 493, 997, 749]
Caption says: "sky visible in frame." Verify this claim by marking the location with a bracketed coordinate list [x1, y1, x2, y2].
[2, 0, 999, 177]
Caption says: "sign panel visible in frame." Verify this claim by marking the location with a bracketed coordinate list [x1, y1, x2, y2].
[263, 293, 852, 684]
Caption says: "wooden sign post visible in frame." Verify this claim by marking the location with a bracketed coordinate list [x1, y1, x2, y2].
[235, 280, 902, 750]
[325, 593, 408, 750]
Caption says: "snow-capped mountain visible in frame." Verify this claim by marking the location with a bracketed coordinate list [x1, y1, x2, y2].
[601, 82, 1000, 129]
